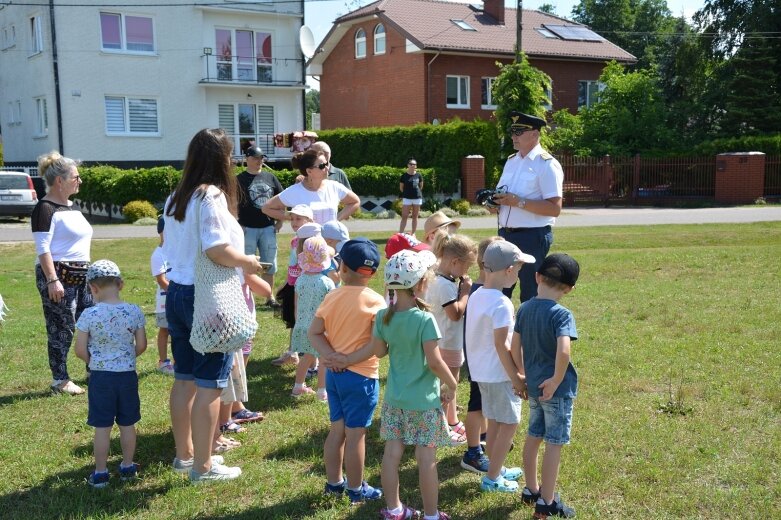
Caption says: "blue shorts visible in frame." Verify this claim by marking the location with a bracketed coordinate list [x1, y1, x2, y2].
[244, 225, 278, 275]
[87, 371, 141, 428]
[325, 369, 379, 428]
[167, 281, 233, 389]
[527, 396, 574, 445]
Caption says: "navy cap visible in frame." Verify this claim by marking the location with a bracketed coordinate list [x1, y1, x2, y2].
[538, 253, 580, 286]
[509, 111, 546, 130]
[339, 238, 380, 275]
[245, 146, 267, 158]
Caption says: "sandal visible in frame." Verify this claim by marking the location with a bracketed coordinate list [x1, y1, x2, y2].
[231, 409, 264, 424]
[220, 421, 246, 434]
[449, 428, 467, 446]
[449, 421, 466, 436]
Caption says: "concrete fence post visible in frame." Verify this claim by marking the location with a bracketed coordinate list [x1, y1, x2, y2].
[461, 155, 485, 203]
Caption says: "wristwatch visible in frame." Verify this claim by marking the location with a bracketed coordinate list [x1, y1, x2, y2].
[517, 196, 527, 209]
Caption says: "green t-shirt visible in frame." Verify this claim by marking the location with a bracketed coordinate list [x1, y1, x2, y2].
[373, 307, 442, 411]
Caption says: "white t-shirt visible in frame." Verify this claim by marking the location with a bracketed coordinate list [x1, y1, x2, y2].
[497, 144, 563, 228]
[31, 200, 92, 262]
[464, 286, 515, 383]
[426, 274, 463, 351]
[278, 180, 350, 224]
[150, 246, 169, 313]
[76, 302, 145, 372]
[163, 186, 244, 286]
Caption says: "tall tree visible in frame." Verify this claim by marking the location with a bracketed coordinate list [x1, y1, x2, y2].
[571, 0, 635, 54]
[538, 3, 557, 14]
[305, 89, 320, 129]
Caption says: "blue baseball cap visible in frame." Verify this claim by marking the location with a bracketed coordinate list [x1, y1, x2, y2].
[339, 238, 380, 275]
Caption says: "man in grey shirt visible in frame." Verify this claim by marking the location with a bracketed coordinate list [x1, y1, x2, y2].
[310, 141, 351, 190]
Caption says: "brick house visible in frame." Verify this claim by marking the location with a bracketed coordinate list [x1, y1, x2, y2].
[308, 0, 636, 129]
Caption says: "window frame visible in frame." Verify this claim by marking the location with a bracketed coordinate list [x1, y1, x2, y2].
[217, 102, 277, 154]
[577, 80, 605, 108]
[373, 24, 385, 55]
[7, 100, 22, 126]
[34, 97, 48, 137]
[2, 24, 16, 50]
[99, 11, 156, 54]
[29, 15, 43, 56]
[354, 28, 366, 59]
[104, 95, 160, 137]
[481, 77, 496, 110]
[543, 84, 553, 112]
[214, 27, 274, 83]
[446, 75, 470, 109]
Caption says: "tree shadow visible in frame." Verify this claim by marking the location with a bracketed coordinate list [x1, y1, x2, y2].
[0, 388, 55, 408]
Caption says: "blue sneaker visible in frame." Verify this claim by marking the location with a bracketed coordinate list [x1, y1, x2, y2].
[88, 470, 110, 488]
[480, 474, 518, 493]
[324, 480, 346, 495]
[460, 450, 490, 473]
[119, 463, 139, 481]
[500, 466, 523, 481]
[346, 481, 382, 503]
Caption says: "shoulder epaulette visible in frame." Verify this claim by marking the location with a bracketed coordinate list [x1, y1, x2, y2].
[540, 151, 553, 160]
[507, 153, 517, 159]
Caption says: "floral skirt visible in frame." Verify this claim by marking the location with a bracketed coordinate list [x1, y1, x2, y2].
[379, 402, 451, 448]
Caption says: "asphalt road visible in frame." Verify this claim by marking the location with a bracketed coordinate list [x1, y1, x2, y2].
[2, 206, 781, 242]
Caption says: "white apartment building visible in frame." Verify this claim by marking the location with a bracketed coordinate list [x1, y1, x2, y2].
[0, 0, 307, 166]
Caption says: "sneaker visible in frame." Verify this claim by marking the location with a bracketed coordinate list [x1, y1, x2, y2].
[306, 365, 318, 378]
[460, 450, 490, 473]
[88, 470, 110, 488]
[324, 480, 346, 495]
[173, 455, 225, 474]
[52, 380, 85, 395]
[500, 466, 523, 481]
[189, 462, 242, 484]
[158, 359, 175, 375]
[533, 494, 576, 519]
[378, 504, 421, 519]
[480, 474, 519, 493]
[522, 486, 542, 505]
[316, 389, 328, 403]
[271, 351, 299, 366]
[265, 299, 281, 309]
[291, 385, 316, 397]
[345, 481, 383, 503]
[119, 463, 139, 481]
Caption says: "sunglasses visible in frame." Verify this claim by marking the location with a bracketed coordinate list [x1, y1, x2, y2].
[511, 128, 535, 136]
[316, 162, 329, 170]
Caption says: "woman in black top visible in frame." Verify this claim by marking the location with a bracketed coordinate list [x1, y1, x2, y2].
[398, 158, 424, 235]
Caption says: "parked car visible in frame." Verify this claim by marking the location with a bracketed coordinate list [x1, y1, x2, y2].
[0, 171, 38, 217]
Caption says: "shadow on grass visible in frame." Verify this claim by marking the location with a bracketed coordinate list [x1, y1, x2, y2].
[0, 388, 55, 408]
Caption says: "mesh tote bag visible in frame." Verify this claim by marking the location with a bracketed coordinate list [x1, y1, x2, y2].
[190, 193, 258, 354]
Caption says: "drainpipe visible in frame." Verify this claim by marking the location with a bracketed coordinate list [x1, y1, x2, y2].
[301, 0, 307, 130]
[426, 50, 441, 123]
[49, 0, 65, 154]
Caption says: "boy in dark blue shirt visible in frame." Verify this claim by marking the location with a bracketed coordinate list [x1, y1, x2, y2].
[514, 253, 580, 518]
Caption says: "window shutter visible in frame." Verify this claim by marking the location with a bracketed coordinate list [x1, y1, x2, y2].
[218, 104, 235, 132]
[256, 105, 274, 134]
[105, 96, 126, 132]
[128, 98, 158, 133]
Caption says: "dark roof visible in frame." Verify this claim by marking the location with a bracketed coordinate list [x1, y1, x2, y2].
[312, 0, 636, 64]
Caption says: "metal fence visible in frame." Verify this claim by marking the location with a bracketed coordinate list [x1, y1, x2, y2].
[766, 155, 781, 199]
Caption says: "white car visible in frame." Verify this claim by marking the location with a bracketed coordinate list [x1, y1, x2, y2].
[0, 171, 38, 217]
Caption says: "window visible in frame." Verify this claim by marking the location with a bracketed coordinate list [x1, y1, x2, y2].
[578, 80, 604, 108]
[30, 15, 43, 55]
[34, 97, 48, 136]
[446, 75, 470, 108]
[104, 96, 159, 135]
[355, 28, 366, 58]
[481, 77, 496, 109]
[543, 84, 553, 111]
[100, 13, 155, 53]
[373, 24, 385, 55]
[215, 29, 273, 83]
[451, 19, 476, 31]
[218, 103, 275, 153]
[7, 100, 21, 125]
[2, 24, 16, 50]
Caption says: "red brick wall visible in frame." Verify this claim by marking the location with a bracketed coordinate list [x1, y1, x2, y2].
[531, 59, 607, 113]
[715, 153, 766, 204]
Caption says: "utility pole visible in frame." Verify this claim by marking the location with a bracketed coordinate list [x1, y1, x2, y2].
[516, 0, 523, 61]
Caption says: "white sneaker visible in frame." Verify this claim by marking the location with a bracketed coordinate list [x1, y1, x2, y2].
[158, 359, 175, 375]
[51, 380, 85, 395]
[189, 462, 242, 483]
[173, 455, 225, 474]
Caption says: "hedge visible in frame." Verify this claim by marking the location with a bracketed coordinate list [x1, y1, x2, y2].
[76, 165, 451, 207]
[691, 134, 781, 156]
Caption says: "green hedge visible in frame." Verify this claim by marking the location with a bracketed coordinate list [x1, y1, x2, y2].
[317, 119, 501, 181]
[691, 134, 781, 156]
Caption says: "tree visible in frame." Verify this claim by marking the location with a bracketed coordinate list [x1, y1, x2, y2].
[572, 0, 634, 53]
[538, 3, 557, 14]
[305, 89, 320, 129]
[491, 53, 551, 156]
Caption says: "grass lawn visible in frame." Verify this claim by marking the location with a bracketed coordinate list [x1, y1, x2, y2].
[0, 223, 779, 519]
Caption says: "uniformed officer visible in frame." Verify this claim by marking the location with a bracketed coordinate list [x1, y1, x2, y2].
[491, 111, 564, 303]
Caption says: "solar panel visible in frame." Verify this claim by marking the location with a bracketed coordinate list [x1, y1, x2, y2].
[544, 25, 604, 42]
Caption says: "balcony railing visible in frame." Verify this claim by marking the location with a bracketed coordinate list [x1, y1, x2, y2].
[201, 54, 304, 86]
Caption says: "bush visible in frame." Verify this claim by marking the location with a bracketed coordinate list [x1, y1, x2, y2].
[691, 134, 781, 156]
[122, 200, 158, 223]
[449, 199, 472, 215]
[391, 198, 403, 215]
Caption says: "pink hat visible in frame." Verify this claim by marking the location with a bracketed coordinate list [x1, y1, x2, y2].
[298, 236, 333, 273]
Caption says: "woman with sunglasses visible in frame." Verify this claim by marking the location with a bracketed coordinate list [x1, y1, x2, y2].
[262, 149, 360, 225]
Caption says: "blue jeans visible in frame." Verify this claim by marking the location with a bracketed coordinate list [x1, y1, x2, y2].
[499, 226, 553, 303]
[243, 225, 278, 275]
[166, 281, 232, 389]
[527, 396, 574, 445]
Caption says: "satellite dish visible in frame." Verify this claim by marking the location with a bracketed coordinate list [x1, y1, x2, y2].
[299, 25, 316, 59]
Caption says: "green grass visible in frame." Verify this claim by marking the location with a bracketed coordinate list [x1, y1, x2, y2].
[1, 223, 780, 519]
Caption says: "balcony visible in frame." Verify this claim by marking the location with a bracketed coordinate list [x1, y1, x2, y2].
[200, 53, 305, 88]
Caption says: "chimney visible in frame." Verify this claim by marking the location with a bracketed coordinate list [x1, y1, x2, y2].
[483, 0, 505, 24]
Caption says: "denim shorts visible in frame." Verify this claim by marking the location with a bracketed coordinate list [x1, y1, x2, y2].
[478, 381, 522, 425]
[527, 396, 574, 445]
[402, 198, 423, 206]
[87, 371, 141, 428]
[166, 281, 233, 389]
[244, 225, 278, 275]
[326, 369, 379, 428]
[155, 312, 168, 329]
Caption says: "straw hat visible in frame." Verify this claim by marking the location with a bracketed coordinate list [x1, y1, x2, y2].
[424, 211, 461, 236]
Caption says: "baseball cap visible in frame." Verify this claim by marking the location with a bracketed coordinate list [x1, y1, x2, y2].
[322, 220, 350, 252]
[482, 241, 535, 272]
[289, 204, 314, 221]
[538, 253, 580, 286]
[244, 146, 267, 158]
[298, 236, 333, 273]
[87, 259, 121, 282]
[339, 238, 380, 275]
[157, 216, 165, 234]
[385, 250, 431, 290]
[296, 222, 321, 239]
[384, 232, 431, 259]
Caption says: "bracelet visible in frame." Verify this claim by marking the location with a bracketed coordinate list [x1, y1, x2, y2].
[47, 278, 60, 285]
